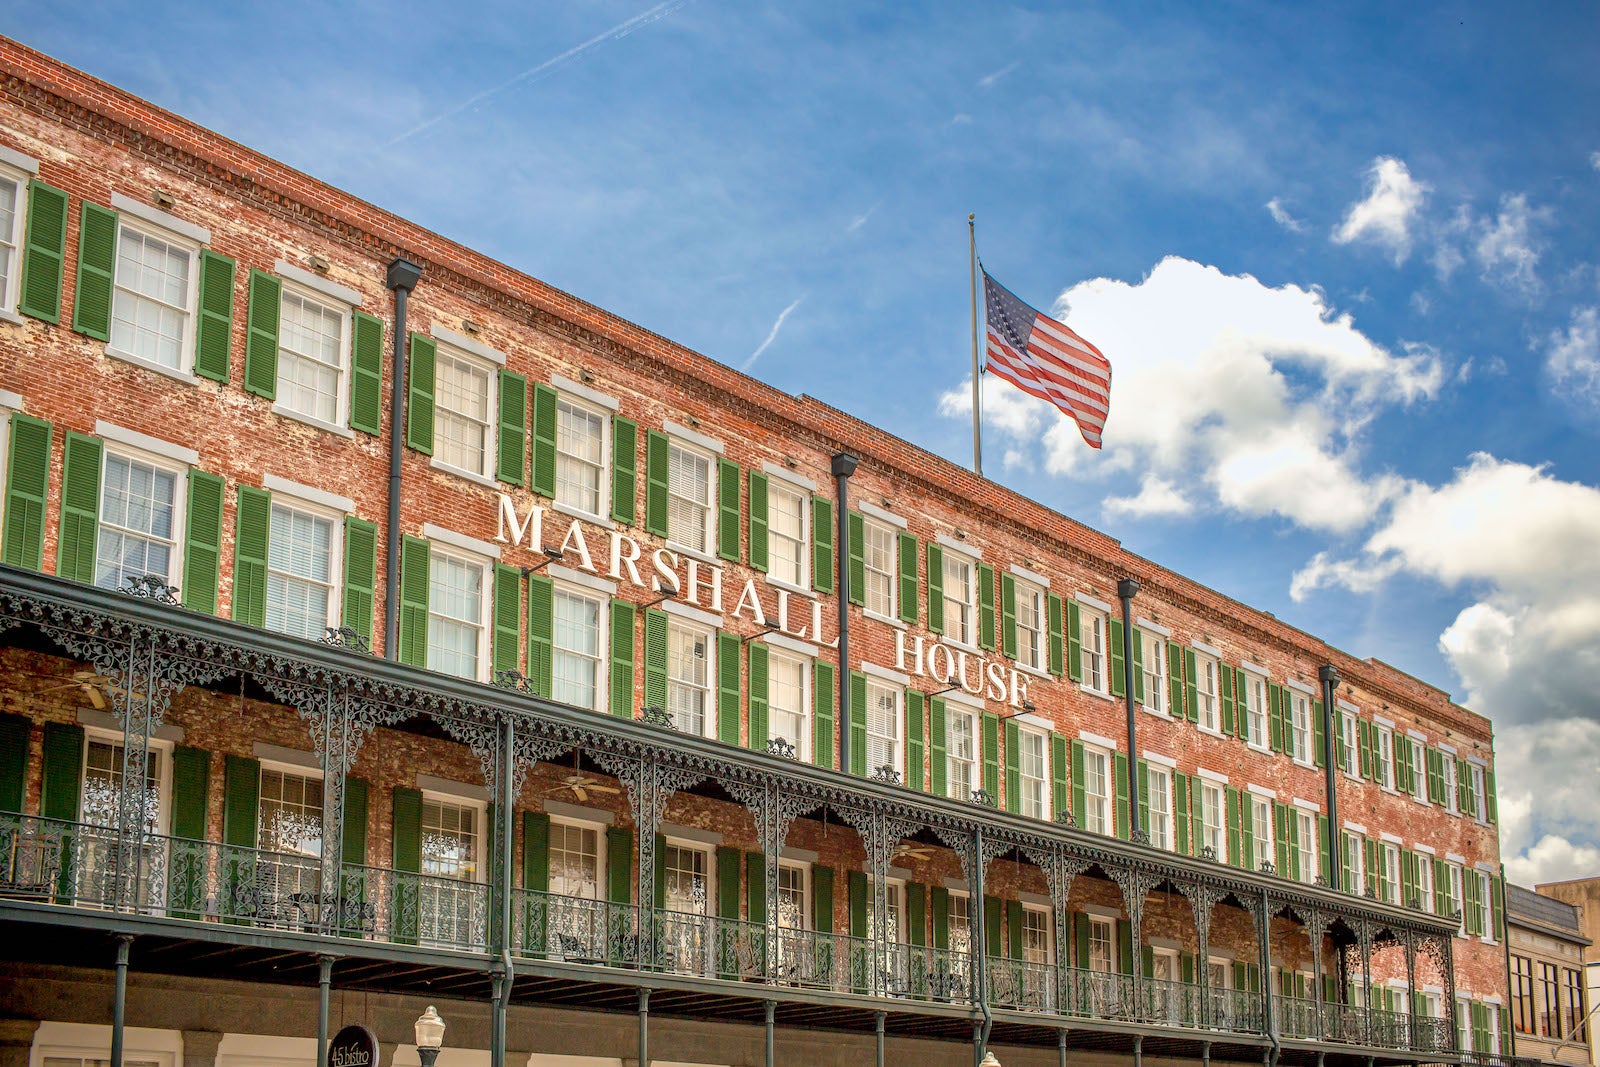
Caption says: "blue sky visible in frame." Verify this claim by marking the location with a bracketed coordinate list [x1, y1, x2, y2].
[16, 2, 1600, 882]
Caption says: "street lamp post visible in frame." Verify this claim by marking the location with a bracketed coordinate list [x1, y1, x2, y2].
[980, 1052, 1002, 1067]
[414, 1007, 446, 1067]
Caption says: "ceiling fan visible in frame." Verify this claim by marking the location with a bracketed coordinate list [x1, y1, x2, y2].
[38, 669, 110, 710]
[893, 842, 938, 864]
[543, 756, 622, 804]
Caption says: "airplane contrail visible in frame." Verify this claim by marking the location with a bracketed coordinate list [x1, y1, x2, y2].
[742, 298, 804, 371]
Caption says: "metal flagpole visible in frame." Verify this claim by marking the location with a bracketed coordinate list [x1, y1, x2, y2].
[968, 214, 982, 476]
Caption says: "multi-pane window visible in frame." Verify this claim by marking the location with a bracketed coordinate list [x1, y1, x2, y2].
[949, 893, 972, 955]
[1081, 745, 1110, 835]
[1252, 796, 1273, 869]
[1244, 673, 1266, 747]
[1470, 870, 1491, 938]
[943, 555, 975, 645]
[1470, 764, 1488, 821]
[1375, 726, 1394, 788]
[95, 453, 179, 592]
[663, 844, 710, 914]
[946, 707, 977, 801]
[81, 737, 162, 832]
[1340, 714, 1358, 776]
[265, 502, 335, 641]
[1089, 917, 1115, 973]
[1565, 969, 1587, 1043]
[258, 769, 323, 856]
[0, 169, 22, 312]
[1512, 955, 1535, 1034]
[1417, 854, 1435, 911]
[1378, 843, 1399, 903]
[1195, 653, 1218, 730]
[1015, 581, 1045, 671]
[428, 551, 487, 681]
[768, 653, 809, 759]
[1019, 728, 1048, 820]
[111, 223, 194, 370]
[1140, 632, 1165, 713]
[421, 798, 480, 881]
[1295, 810, 1317, 883]
[552, 589, 603, 710]
[1202, 784, 1224, 858]
[1147, 766, 1172, 850]
[776, 864, 807, 929]
[668, 621, 713, 736]
[667, 442, 714, 553]
[767, 483, 808, 587]
[1539, 963, 1560, 1037]
[869, 879, 904, 943]
[555, 397, 606, 516]
[1022, 907, 1051, 965]
[549, 821, 600, 899]
[1408, 738, 1427, 800]
[1290, 693, 1310, 762]
[276, 288, 346, 425]
[862, 520, 896, 618]
[433, 347, 493, 477]
[1343, 832, 1364, 893]
[1442, 757, 1459, 813]
[865, 681, 899, 778]
[1081, 609, 1108, 692]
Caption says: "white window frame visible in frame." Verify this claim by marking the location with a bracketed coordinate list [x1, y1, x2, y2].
[1442, 758, 1459, 814]
[0, 161, 28, 317]
[1014, 579, 1047, 673]
[418, 790, 486, 883]
[547, 814, 606, 900]
[1340, 714, 1359, 778]
[1252, 796, 1273, 871]
[1290, 691, 1311, 764]
[1140, 630, 1166, 715]
[1378, 842, 1400, 903]
[79, 725, 172, 835]
[1470, 764, 1488, 823]
[1295, 809, 1317, 885]
[430, 340, 498, 482]
[263, 495, 343, 642]
[552, 390, 611, 521]
[1194, 651, 1219, 732]
[666, 616, 717, 739]
[550, 582, 609, 713]
[943, 553, 977, 648]
[1473, 869, 1493, 941]
[1244, 672, 1268, 750]
[765, 479, 810, 591]
[31, 1028, 177, 1067]
[660, 838, 713, 916]
[1202, 783, 1224, 858]
[1146, 765, 1172, 850]
[272, 278, 353, 433]
[767, 649, 813, 763]
[1081, 607, 1110, 694]
[1344, 832, 1364, 893]
[860, 518, 897, 622]
[666, 438, 718, 558]
[1018, 724, 1049, 821]
[1021, 903, 1053, 965]
[1408, 737, 1427, 801]
[1088, 915, 1117, 973]
[863, 678, 899, 781]
[256, 759, 326, 858]
[868, 875, 907, 945]
[1081, 743, 1111, 836]
[1375, 725, 1394, 789]
[776, 860, 810, 931]
[427, 543, 493, 683]
[1418, 853, 1435, 912]
[95, 443, 187, 594]
[946, 704, 979, 802]
[106, 215, 201, 379]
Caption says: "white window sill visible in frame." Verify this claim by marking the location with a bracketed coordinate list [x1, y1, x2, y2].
[940, 634, 982, 655]
[1015, 660, 1050, 680]
[665, 539, 719, 566]
[1293, 757, 1316, 770]
[1380, 785, 1402, 796]
[862, 608, 906, 630]
[105, 346, 199, 386]
[428, 455, 497, 488]
[552, 500, 614, 529]
[1248, 742, 1271, 755]
[1140, 704, 1170, 720]
[1412, 794, 1431, 806]
[271, 402, 355, 439]
[0, 307, 23, 325]
[1077, 684, 1116, 704]
[1198, 724, 1225, 739]
[764, 575, 813, 599]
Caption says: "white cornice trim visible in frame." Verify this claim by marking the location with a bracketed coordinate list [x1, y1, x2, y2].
[663, 420, 724, 454]
[0, 144, 39, 174]
[114, 192, 210, 244]
[274, 259, 362, 307]
[423, 524, 502, 561]
[857, 501, 906, 529]
[1142, 751, 1177, 768]
[761, 461, 817, 494]
[1191, 640, 1223, 659]
[1009, 563, 1050, 589]
[936, 533, 981, 559]
[1135, 617, 1171, 637]
[417, 774, 490, 803]
[549, 563, 618, 596]
[1075, 592, 1112, 614]
[765, 632, 818, 659]
[432, 325, 506, 366]
[551, 373, 620, 411]
[263, 474, 354, 515]
[1285, 679, 1316, 695]
[662, 598, 721, 629]
[863, 662, 910, 685]
[1078, 730, 1118, 751]
[95, 420, 199, 467]
[1198, 768, 1229, 784]
[254, 743, 319, 771]
[1239, 660, 1270, 677]
[544, 799, 615, 825]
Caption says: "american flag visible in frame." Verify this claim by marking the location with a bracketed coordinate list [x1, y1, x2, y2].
[982, 267, 1112, 449]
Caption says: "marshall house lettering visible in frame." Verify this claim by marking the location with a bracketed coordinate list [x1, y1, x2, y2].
[496, 494, 1035, 709]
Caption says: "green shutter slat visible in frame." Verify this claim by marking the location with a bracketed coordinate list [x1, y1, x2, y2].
[18, 180, 68, 322]
[906, 689, 925, 791]
[170, 745, 210, 841]
[981, 711, 1000, 800]
[609, 598, 636, 717]
[1133, 628, 1146, 704]
[906, 882, 926, 947]
[1074, 914, 1090, 969]
[1004, 718, 1020, 813]
[811, 495, 833, 592]
[846, 510, 865, 607]
[404, 333, 436, 453]
[1070, 740, 1085, 827]
[243, 270, 281, 399]
[193, 250, 236, 382]
[977, 562, 996, 651]
[644, 430, 669, 537]
[182, 470, 226, 615]
[496, 370, 528, 486]
[813, 866, 834, 933]
[1138, 758, 1151, 839]
[1046, 593, 1064, 677]
[747, 471, 769, 573]
[1183, 648, 1199, 722]
[0, 714, 29, 813]
[528, 383, 558, 495]
[607, 827, 633, 903]
[345, 310, 384, 433]
[40, 722, 84, 821]
[525, 574, 553, 696]
[221, 754, 259, 847]
[718, 631, 742, 744]
[716, 845, 741, 919]
[1109, 616, 1125, 698]
[1000, 573, 1017, 660]
[746, 852, 766, 924]
[493, 563, 522, 676]
[342, 777, 369, 865]
[2, 414, 51, 571]
[1268, 685, 1283, 752]
[1319, 815, 1332, 885]
[1118, 919, 1135, 975]
[56, 431, 102, 585]
[848, 870, 868, 939]
[849, 671, 868, 776]
[1313, 699, 1326, 767]
[611, 416, 638, 525]
[747, 641, 769, 749]
[1190, 774, 1205, 855]
[813, 661, 836, 770]
[523, 811, 550, 893]
[70, 202, 117, 340]
[925, 543, 944, 634]
[1066, 599, 1082, 682]
[1006, 899, 1024, 960]
[1174, 771, 1190, 854]
[232, 485, 271, 628]
[1486, 769, 1498, 824]
[1234, 669, 1248, 739]
[1113, 751, 1129, 840]
[931, 885, 949, 950]
[397, 535, 431, 668]
[897, 532, 919, 623]
[340, 516, 378, 642]
[718, 460, 741, 562]
[1050, 732, 1067, 819]
[928, 698, 947, 797]
[1219, 664, 1235, 734]
[1167, 640, 1185, 719]
[643, 607, 668, 713]
[392, 786, 422, 872]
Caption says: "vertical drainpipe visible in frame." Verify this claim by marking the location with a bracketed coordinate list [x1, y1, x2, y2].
[1319, 665, 1342, 890]
[1117, 578, 1141, 840]
[831, 453, 858, 771]
[383, 257, 423, 660]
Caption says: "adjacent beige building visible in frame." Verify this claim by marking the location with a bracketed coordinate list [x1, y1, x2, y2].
[1538, 878, 1600, 1067]
[1507, 883, 1592, 1067]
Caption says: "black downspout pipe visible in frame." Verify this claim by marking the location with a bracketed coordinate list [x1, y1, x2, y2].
[383, 257, 422, 660]
[1320, 665, 1342, 890]
[831, 453, 858, 770]
[1118, 578, 1141, 840]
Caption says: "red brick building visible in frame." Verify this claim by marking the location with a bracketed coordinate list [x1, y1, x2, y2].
[0, 35, 1510, 1067]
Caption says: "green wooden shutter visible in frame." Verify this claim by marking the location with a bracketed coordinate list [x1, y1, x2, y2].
[847, 510, 865, 606]
[747, 641, 769, 749]
[1004, 719, 1021, 812]
[1225, 786, 1240, 866]
[718, 460, 741, 562]
[1133, 629, 1146, 704]
[1401, 849, 1418, 907]
[1137, 758, 1150, 835]
[527, 383, 558, 496]
[169, 745, 210, 842]
[1219, 664, 1235, 735]
[232, 485, 271, 627]
[1312, 700, 1325, 768]
[906, 882, 926, 946]
[717, 631, 741, 744]
[1335, 712, 1349, 769]
[810, 495, 833, 592]
[1268, 685, 1284, 752]
[642, 607, 668, 712]
[243, 270, 281, 399]
[0, 714, 29, 813]
[220, 754, 259, 847]
[813, 661, 836, 769]
[644, 430, 669, 537]
[1358, 720, 1373, 779]
[981, 711, 1000, 799]
[746, 852, 766, 924]
[849, 670, 868, 775]
[1074, 913, 1091, 969]
[1234, 670, 1248, 739]
[193, 250, 236, 382]
[609, 598, 636, 717]
[848, 870, 868, 939]
[523, 811, 551, 892]
[392, 786, 423, 871]
[492, 563, 522, 676]
[932, 886, 950, 950]
[344, 310, 383, 433]
[40, 722, 84, 821]
[925, 543, 944, 634]
[1109, 617, 1126, 698]
[1118, 919, 1135, 975]
[1000, 573, 1017, 659]
[397, 535, 431, 668]
[523, 573, 552, 694]
[906, 690, 926, 791]
[1050, 732, 1067, 818]
[2, 414, 51, 571]
[813, 866, 835, 933]
[977, 562, 996, 651]
[71, 202, 118, 340]
[1070, 740, 1086, 826]
[897, 532, 918, 623]
[342, 777, 368, 865]
[496, 370, 528, 486]
[929, 698, 947, 797]
[18, 179, 68, 322]
[404, 333, 437, 452]
[1183, 648, 1199, 722]
[607, 827, 633, 903]
[747, 471, 769, 572]
[182, 470, 226, 615]
[1066, 600, 1083, 681]
[1113, 751, 1129, 840]
[716, 846, 742, 920]
[1174, 773, 1190, 854]
[56, 431, 102, 584]
[1240, 791, 1254, 867]
[611, 416, 638, 525]
[1046, 593, 1064, 676]
[1190, 774, 1205, 856]
[340, 516, 378, 641]
[1168, 640, 1184, 719]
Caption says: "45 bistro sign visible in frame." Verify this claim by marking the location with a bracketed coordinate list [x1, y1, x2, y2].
[496, 494, 1037, 709]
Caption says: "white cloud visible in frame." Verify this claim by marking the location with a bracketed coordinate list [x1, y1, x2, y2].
[1492, 720, 1600, 885]
[977, 61, 1021, 88]
[1265, 197, 1305, 233]
[1546, 306, 1600, 414]
[1591, 150, 1600, 172]
[1103, 475, 1194, 518]
[1332, 157, 1429, 264]
[1434, 194, 1550, 295]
